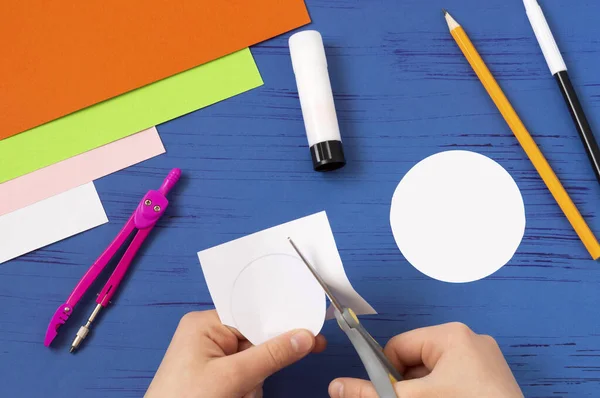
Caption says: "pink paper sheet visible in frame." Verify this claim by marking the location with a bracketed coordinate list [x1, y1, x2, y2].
[0, 127, 165, 216]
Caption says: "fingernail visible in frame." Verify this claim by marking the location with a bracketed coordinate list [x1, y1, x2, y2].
[331, 381, 344, 398]
[290, 330, 313, 353]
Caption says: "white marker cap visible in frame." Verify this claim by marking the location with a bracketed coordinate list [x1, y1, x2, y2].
[523, 0, 566, 75]
[289, 30, 346, 172]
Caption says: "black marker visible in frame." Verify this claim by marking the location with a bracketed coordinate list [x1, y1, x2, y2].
[524, 0, 600, 184]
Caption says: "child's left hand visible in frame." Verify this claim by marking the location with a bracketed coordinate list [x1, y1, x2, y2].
[145, 310, 327, 398]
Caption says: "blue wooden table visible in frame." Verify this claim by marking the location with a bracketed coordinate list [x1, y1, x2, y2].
[3, 0, 600, 396]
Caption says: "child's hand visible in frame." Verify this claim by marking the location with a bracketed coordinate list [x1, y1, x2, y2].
[329, 322, 523, 398]
[145, 310, 326, 398]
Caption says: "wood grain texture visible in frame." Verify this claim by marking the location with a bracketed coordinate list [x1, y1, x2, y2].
[2, 0, 600, 396]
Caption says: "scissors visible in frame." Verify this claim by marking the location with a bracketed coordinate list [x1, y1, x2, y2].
[288, 238, 402, 398]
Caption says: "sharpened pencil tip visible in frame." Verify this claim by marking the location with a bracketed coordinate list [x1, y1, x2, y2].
[70, 347, 75, 353]
[442, 8, 448, 16]
[443, 9, 460, 30]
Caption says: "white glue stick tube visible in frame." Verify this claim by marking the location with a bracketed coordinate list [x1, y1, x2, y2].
[289, 30, 346, 172]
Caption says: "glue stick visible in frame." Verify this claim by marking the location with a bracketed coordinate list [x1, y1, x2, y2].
[289, 30, 346, 172]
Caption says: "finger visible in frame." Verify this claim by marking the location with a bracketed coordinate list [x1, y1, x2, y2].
[329, 377, 433, 398]
[328, 378, 377, 398]
[176, 310, 221, 339]
[226, 329, 316, 391]
[239, 340, 253, 352]
[238, 334, 325, 354]
[176, 311, 239, 357]
[312, 334, 328, 353]
[402, 365, 430, 380]
[394, 378, 432, 398]
[240, 334, 324, 354]
[242, 384, 263, 398]
[226, 325, 247, 341]
[384, 322, 474, 372]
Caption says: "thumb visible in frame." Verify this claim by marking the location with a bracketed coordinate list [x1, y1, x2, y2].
[329, 378, 378, 398]
[227, 329, 315, 391]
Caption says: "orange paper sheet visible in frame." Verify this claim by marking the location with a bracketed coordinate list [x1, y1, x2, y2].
[0, 1, 310, 139]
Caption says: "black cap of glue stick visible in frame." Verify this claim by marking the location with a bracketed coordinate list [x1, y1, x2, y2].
[289, 30, 346, 172]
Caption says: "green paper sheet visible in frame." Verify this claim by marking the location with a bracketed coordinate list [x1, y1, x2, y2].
[0, 49, 263, 184]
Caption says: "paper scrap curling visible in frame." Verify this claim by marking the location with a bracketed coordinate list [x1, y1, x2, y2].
[198, 211, 375, 345]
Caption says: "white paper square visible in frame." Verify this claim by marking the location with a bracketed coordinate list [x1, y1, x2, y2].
[198, 211, 375, 344]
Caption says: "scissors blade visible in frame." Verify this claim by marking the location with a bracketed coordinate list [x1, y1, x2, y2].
[288, 237, 344, 313]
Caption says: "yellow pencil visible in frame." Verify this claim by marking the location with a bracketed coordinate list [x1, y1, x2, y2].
[444, 10, 600, 260]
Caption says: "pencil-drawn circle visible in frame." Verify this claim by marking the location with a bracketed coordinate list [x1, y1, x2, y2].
[230, 253, 326, 345]
[390, 150, 525, 283]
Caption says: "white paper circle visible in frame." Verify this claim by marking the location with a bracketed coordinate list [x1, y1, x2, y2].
[230, 254, 326, 345]
[390, 150, 525, 283]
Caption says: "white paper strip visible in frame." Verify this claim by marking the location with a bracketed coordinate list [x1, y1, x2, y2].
[0, 182, 108, 264]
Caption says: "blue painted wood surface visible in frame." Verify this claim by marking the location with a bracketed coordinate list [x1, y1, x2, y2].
[2, 0, 600, 396]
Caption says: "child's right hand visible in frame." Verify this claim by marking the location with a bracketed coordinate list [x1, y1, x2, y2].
[328, 322, 524, 398]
